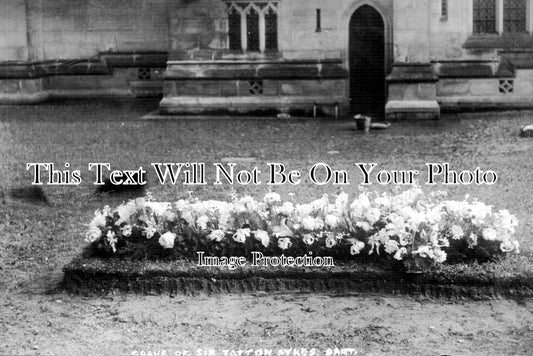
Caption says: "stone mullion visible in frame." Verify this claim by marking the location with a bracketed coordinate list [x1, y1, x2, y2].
[528, 0, 533, 34]
[496, 0, 504, 34]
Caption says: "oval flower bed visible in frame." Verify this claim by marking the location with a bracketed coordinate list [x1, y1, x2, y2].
[83, 186, 520, 270]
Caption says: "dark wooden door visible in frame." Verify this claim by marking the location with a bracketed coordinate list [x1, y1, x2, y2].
[349, 5, 385, 118]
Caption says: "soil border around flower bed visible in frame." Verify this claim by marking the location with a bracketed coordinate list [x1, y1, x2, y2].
[62, 253, 533, 299]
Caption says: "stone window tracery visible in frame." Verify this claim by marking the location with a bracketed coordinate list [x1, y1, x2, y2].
[265, 7, 278, 51]
[473, 0, 532, 34]
[499, 79, 514, 93]
[473, 0, 497, 33]
[504, 0, 527, 33]
[225, 1, 279, 53]
[228, 7, 242, 51]
[247, 7, 260, 51]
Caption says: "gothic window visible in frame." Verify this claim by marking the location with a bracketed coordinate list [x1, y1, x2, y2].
[247, 8, 260, 51]
[473, 0, 533, 35]
[225, 1, 279, 53]
[504, 0, 527, 32]
[316, 9, 322, 31]
[473, 0, 497, 33]
[441, 0, 448, 19]
[228, 7, 242, 51]
[265, 7, 278, 51]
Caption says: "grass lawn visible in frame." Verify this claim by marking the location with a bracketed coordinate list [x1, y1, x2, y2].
[0, 99, 532, 355]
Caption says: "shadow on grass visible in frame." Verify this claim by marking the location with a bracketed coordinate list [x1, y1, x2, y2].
[8, 186, 50, 205]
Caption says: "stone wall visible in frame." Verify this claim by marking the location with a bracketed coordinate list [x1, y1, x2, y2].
[165, 0, 393, 62]
[393, 0, 430, 63]
[428, 0, 499, 61]
[168, 0, 227, 54]
[0, 0, 28, 61]
[26, 0, 169, 61]
[2, 0, 533, 114]
[279, 0, 393, 61]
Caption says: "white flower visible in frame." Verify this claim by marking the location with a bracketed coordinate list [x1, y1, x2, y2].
[368, 235, 381, 255]
[356, 221, 371, 232]
[233, 228, 251, 243]
[482, 228, 498, 241]
[393, 247, 407, 261]
[116, 201, 137, 225]
[254, 230, 270, 248]
[175, 199, 194, 224]
[325, 235, 337, 248]
[175, 199, 191, 211]
[296, 204, 314, 219]
[433, 249, 447, 263]
[384, 240, 399, 254]
[278, 237, 292, 250]
[335, 192, 349, 210]
[494, 209, 519, 233]
[85, 226, 102, 243]
[196, 215, 210, 230]
[302, 234, 315, 246]
[272, 221, 294, 238]
[145, 226, 157, 239]
[365, 208, 381, 225]
[374, 196, 391, 209]
[90, 212, 107, 228]
[469, 202, 493, 225]
[468, 232, 478, 247]
[239, 196, 259, 213]
[350, 192, 371, 217]
[500, 240, 519, 253]
[102, 205, 112, 217]
[106, 230, 118, 253]
[121, 224, 132, 237]
[146, 202, 171, 216]
[399, 233, 412, 246]
[324, 214, 339, 228]
[311, 195, 329, 211]
[162, 210, 176, 222]
[413, 245, 432, 258]
[264, 192, 281, 205]
[302, 216, 317, 230]
[350, 241, 365, 255]
[513, 241, 520, 253]
[277, 202, 295, 216]
[159, 231, 176, 249]
[314, 218, 325, 230]
[233, 202, 247, 214]
[450, 225, 464, 239]
[207, 229, 225, 242]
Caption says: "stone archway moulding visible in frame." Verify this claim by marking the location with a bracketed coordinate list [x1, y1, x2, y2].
[340, 0, 393, 114]
[340, 0, 393, 73]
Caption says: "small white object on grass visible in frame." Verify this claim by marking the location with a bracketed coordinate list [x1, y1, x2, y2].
[520, 124, 533, 137]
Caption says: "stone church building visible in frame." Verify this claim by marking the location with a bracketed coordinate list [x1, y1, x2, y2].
[1, 0, 533, 119]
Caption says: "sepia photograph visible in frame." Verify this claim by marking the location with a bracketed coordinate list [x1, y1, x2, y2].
[1, 0, 532, 355]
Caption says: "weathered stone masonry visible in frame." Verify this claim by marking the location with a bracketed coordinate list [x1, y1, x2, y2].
[1, 0, 533, 119]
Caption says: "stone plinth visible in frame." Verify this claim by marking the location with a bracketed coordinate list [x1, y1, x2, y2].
[160, 59, 349, 116]
[385, 63, 440, 120]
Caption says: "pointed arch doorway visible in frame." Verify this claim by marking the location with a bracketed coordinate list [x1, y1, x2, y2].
[349, 5, 386, 119]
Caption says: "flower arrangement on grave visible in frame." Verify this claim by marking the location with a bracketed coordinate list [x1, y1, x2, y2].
[84, 186, 519, 269]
